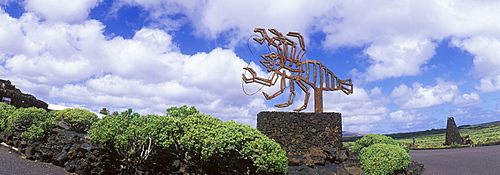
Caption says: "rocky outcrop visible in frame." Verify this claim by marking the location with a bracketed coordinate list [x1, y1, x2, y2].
[445, 117, 474, 145]
[0, 79, 48, 109]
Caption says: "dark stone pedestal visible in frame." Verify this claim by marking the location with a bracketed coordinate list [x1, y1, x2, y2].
[445, 117, 462, 145]
[257, 111, 342, 156]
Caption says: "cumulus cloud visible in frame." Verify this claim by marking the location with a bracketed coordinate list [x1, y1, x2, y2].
[24, 0, 102, 23]
[109, 0, 500, 87]
[475, 76, 500, 93]
[389, 110, 435, 130]
[391, 79, 486, 109]
[391, 79, 458, 109]
[355, 37, 435, 81]
[451, 37, 500, 92]
[111, 0, 340, 47]
[1, 12, 106, 85]
[319, 0, 500, 82]
[100, 0, 500, 98]
[0, 8, 271, 126]
[453, 92, 483, 107]
[323, 86, 390, 133]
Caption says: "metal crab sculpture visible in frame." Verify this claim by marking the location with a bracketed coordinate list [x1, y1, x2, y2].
[242, 28, 353, 113]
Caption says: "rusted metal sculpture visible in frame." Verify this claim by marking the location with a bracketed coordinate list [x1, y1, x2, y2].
[242, 28, 353, 113]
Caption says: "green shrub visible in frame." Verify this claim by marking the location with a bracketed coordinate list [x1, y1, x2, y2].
[89, 106, 288, 174]
[89, 112, 135, 146]
[177, 115, 288, 174]
[0, 102, 16, 131]
[53, 108, 98, 133]
[351, 134, 400, 152]
[6, 107, 55, 141]
[224, 121, 288, 173]
[360, 143, 410, 175]
[166, 105, 200, 118]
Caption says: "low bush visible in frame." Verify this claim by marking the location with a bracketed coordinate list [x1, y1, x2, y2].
[0, 102, 16, 131]
[6, 107, 55, 141]
[177, 115, 288, 174]
[359, 143, 410, 175]
[89, 106, 288, 174]
[351, 134, 400, 152]
[53, 108, 98, 133]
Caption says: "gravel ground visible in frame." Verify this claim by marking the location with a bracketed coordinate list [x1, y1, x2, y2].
[409, 145, 500, 175]
[0, 146, 72, 175]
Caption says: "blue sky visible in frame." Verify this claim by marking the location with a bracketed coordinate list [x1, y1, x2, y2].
[1, 0, 499, 134]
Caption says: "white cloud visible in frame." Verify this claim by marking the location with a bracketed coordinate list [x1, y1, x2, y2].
[451, 106, 500, 125]
[24, 0, 102, 23]
[452, 37, 500, 77]
[48, 103, 71, 110]
[0, 9, 271, 126]
[451, 37, 500, 92]
[112, 0, 339, 47]
[356, 37, 436, 81]
[344, 124, 376, 133]
[322, 86, 390, 133]
[391, 79, 458, 109]
[108, 0, 500, 85]
[475, 75, 500, 93]
[389, 110, 434, 130]
[453, 92, 483, 107]
[317, 0, 500, 82]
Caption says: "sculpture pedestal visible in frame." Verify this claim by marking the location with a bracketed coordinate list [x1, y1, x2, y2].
[257, 111, 342, 156]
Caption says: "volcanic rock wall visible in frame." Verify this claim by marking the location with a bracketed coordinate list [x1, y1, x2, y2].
[0, 79, 48, 109]
[257, 111, 342, 156]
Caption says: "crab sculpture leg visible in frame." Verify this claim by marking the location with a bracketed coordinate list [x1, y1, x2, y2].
[263, 70, 287, 100]
[242, 67, 279, 86]
[242, 67, 290, 106]
[295, 76, 311, 111]
[286, 31, 306, 62]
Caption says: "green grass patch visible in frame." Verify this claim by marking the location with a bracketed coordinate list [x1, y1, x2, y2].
[343, 121, 500, 149]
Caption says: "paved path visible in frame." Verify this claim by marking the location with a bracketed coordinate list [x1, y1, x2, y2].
[0, 146, 71, 175]
[409, 145, 500, 175]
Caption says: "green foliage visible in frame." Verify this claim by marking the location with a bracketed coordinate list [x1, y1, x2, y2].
[120, 108, 140, 117]
[89, 106, 287, 174]
[0, 102, 16, 131]
[166, 105, 200, 118]
[176, 115, 288, 173]
[89, 112, 135, 145]
[90, 112, 180, 170]
[53, 108, 98, 133]
[99, 108, 110, 115]
[351, 134, 400, 152]
[6, 107, 55, 141]
[231, 121, 288, 173]
[450, 143, 459, 147]
[360, 143, 410, 175]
